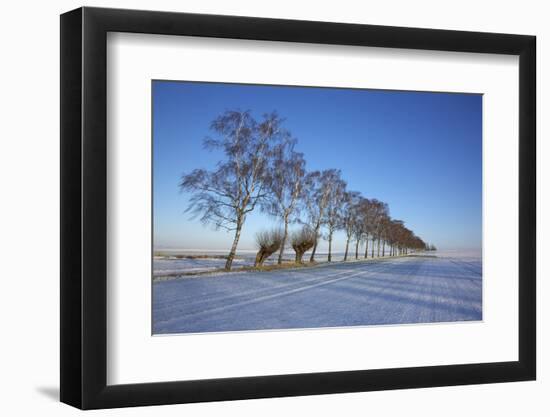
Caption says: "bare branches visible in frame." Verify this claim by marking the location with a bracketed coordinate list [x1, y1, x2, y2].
[323, 177, 347, 235]
[302, 169, 344, 262]
[179, 110, 289, 270]
[262, 138, 307, 264]
[264, 140, 306, 219]
[179, 109, 430, 269]
[322, 174, 347, 262]
[341, 191, 362, 261]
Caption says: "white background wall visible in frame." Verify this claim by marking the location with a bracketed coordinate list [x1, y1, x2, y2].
[0, 0, 545, 415]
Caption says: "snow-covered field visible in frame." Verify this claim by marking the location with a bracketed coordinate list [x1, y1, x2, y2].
[153, 250, 349, 277]
[153, 256, 246, 276]
[153, 252, 482, 334]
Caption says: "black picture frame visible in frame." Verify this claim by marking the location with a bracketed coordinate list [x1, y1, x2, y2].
[60, 6, 536, 410]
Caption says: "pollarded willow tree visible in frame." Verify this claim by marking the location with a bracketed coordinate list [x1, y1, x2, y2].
[263, 139, 306, 264]
[254, 229, 284, 267]
[291, 226, 317, 264]
[179, 110, 289, 271]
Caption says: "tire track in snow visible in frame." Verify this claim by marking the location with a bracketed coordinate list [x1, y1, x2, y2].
[154, 261, 400, 330]
[154, 260, 394, 315]
[429, 258, 481, 320]
[448, 259, 482, 278]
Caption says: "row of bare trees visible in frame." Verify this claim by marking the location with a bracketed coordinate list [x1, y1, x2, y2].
[180, 110, 429, 271]
[340, 195, 427, 261]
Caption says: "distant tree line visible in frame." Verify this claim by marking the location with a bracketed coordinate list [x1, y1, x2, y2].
[180, 110, 430, 271]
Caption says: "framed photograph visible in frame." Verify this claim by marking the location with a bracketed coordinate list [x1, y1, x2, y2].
[60, 6, 536, 409]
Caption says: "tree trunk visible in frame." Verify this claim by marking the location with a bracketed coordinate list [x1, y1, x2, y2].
[344, 236, 350, 261]
[295, 251, 303, 264]
[255, 252, 268, 267]
[364, 236, 369, 258]
[382, 240, 386, 257]
[309, 223, 321, 262]
[225, 218, 243, 270]
[309, 241, 317, 262]
[371, 237, 375, 258]
[328, 231, 333, 262]
[278, 214, 289, 265]
[355, 239, 359, 259]
[377, 238, 381, 257]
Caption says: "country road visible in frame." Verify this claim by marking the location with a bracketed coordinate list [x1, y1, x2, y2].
[153, 255, 482, 334]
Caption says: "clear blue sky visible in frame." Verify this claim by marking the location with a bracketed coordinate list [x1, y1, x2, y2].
[153, 80, 482, 252]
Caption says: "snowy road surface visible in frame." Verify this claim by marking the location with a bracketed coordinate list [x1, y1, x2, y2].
[153, 255, 482, 334]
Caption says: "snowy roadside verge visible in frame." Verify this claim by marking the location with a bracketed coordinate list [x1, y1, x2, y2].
[152, 253, 421, 282]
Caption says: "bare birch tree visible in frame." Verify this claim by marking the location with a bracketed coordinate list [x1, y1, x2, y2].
[352, 196, 371, 259]
[351, 197, 370, 259]
[386, 219, 404, 256]
[323, 176, 347, 262]
[179, 110, 287, 270]
[367, 199, 388, 258]
[379, 215, 391, 257]
[341, 191, 361, 261]
[358, 198, 372, 259]
[264, 140, 306, 264]
[302, 169, 343, 262]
